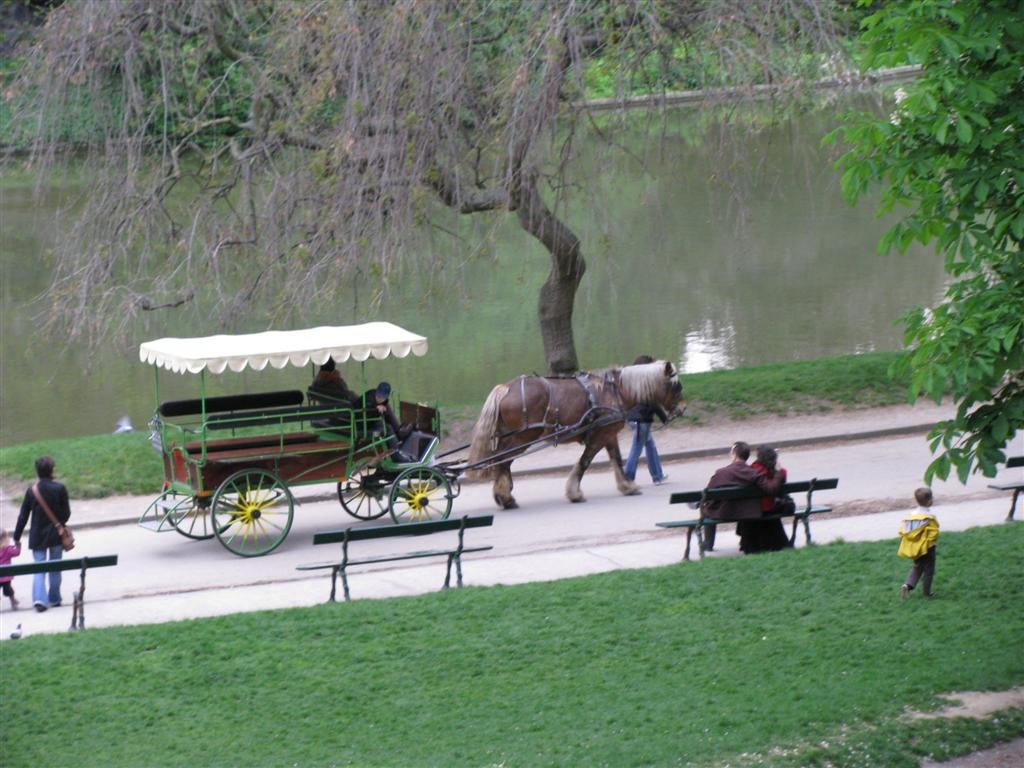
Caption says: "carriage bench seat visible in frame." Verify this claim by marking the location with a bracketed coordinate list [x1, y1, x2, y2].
[657, 478, 839, 561]
[0, 555, 118, 631]
[184, 431, 319, 455]
[988, 456, 1024, 521]
[297, 515, 494, 602]
[200, 438, 350, 464]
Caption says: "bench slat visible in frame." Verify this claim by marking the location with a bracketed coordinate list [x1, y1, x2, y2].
[0, 555, 119, 577]
[160, 390, 304, 418]
[989, 481, 1024, 491]
[298, 545, 494, 571]
[670, 478, 839, 505]
[203, 439, 350, 463]
[313, 515, 495, 545]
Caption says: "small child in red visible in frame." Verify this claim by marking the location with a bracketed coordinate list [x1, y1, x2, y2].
[0, 529, 22, 610]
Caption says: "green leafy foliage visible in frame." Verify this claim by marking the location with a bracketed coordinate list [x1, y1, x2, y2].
[828, 0, 1024, 482]
[3, 525, 1023, 766]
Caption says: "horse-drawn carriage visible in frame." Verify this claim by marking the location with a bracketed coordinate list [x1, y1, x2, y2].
[139, 323, 456, 556]
[139, 321, 686, 557]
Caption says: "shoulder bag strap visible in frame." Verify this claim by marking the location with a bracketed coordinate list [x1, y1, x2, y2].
[31, 482, 65, 532]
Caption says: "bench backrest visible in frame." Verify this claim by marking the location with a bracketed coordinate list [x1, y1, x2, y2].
[159, 390, 305, 418]
[1006, 456, 1024, 469]
[670, 478, 839, 505]
[205, 403, 352, 431]
[0, 554, 118, 578]
[313, 515, 494, 545]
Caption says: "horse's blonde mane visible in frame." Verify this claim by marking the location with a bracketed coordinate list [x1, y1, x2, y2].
[618, 360, 675, 401]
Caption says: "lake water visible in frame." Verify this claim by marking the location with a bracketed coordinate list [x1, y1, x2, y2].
[0, 107, 945, 446]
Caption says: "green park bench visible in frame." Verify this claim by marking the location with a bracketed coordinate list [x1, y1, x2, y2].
[656, 478, 839, 560]
[988, 456, 1024, 522]
[297, 515, 494, 602]
[0, 554, 119, 631]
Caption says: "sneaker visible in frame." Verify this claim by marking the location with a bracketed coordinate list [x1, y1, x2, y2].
[654, 475, 669, 485]
[33, 603, 47, 613]
[900, 584, 910, 600]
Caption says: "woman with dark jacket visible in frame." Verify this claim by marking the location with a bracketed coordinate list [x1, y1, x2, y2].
[14, 455, 71, 611]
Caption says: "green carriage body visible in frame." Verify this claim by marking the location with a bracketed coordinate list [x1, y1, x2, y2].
[138, 324, 452, 557]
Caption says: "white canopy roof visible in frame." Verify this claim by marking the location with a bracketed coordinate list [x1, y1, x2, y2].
[139, 323, 428, 374]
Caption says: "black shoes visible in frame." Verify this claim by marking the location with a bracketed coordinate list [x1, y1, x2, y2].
[34, 603, 47, 612]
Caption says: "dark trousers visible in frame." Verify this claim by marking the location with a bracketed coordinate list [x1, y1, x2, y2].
[904, 547, 936, 596]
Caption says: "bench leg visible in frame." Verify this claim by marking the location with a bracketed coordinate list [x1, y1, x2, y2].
[341, 567, 352, 602]
[695, 525, 707, 560]
[684, 527, 693, 561]
[69, 565, 87, 632]
[442, 553, 464, 590]
[1009, 489, 1021, 522]
[443, 554, 454, 590]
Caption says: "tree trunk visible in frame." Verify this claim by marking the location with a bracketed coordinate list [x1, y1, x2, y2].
[514, 173, 585, 374]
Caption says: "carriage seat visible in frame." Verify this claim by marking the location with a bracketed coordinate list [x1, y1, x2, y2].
[397, 431, 438, 465]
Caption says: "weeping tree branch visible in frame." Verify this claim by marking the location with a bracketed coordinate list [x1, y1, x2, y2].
[7, 0, 848, 371]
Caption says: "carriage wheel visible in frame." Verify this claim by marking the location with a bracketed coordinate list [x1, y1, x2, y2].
[338, 468, 390, 521]
[388, 466, 453, 524]
[211, 469, 294, 557]
[140, 488, 207, 536]
[166, 492, 214, 540]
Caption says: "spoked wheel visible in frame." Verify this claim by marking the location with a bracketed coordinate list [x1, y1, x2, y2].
[167, 493, 214, 540]
[338, 468, 391, 521]
[211, 469, 294, 557]
[388, 466, 454, 524]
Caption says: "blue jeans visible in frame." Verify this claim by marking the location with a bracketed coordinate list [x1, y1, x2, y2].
[624, 421, 665, 482]
[32, 545, 63, 606]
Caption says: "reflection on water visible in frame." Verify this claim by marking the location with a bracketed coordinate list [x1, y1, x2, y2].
[681, 325, 731, 374]
[0, 106, 946, 445]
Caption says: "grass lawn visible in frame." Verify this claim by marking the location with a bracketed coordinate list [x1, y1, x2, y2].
[0, 352, 915, 499]
[3, 524, 1022, 768]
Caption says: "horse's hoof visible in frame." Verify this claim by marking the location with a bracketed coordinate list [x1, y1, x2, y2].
[495, 495, 518, 510]
[568, 495, 586, 504]
[624, 487, 642, 496]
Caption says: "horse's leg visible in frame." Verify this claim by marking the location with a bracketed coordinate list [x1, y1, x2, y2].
[565, 440, 605, 503]
[606, 440, 641, 496]
[492, 461, 518, 510]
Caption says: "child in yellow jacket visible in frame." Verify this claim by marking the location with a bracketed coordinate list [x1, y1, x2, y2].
[898, 487, 939, 599]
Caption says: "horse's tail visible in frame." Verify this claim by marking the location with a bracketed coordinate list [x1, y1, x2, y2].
[466, 383, 509, 479]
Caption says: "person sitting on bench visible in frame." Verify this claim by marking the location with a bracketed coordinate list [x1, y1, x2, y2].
[704, 441, 785, 552]
[311, 357, 357, 404]
[359, 382, 414, 463]
[743, 445, 795, 554]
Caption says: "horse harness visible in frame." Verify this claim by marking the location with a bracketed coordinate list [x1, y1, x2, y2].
[509, 371, 625, 443]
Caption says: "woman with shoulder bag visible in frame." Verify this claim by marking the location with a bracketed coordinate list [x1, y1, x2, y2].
[13, 455, 73, 612]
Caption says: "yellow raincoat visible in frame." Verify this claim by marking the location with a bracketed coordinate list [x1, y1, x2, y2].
[897, 513, 939, 559]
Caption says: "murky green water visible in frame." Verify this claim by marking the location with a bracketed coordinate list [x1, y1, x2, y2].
[0, 107, 944, 445]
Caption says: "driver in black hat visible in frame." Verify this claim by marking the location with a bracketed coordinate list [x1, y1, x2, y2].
[359, 382, 413, 462]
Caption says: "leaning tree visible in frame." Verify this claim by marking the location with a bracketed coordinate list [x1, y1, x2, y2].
[6, 0, 844, 372]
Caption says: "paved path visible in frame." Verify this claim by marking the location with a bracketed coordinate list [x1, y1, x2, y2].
[1, 402, 1021, 639]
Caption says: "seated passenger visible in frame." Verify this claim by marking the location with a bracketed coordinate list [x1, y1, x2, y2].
[311, 358, 357, 404]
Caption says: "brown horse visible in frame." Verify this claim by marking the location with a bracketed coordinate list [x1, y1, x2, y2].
[466, 360, 684, 509]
